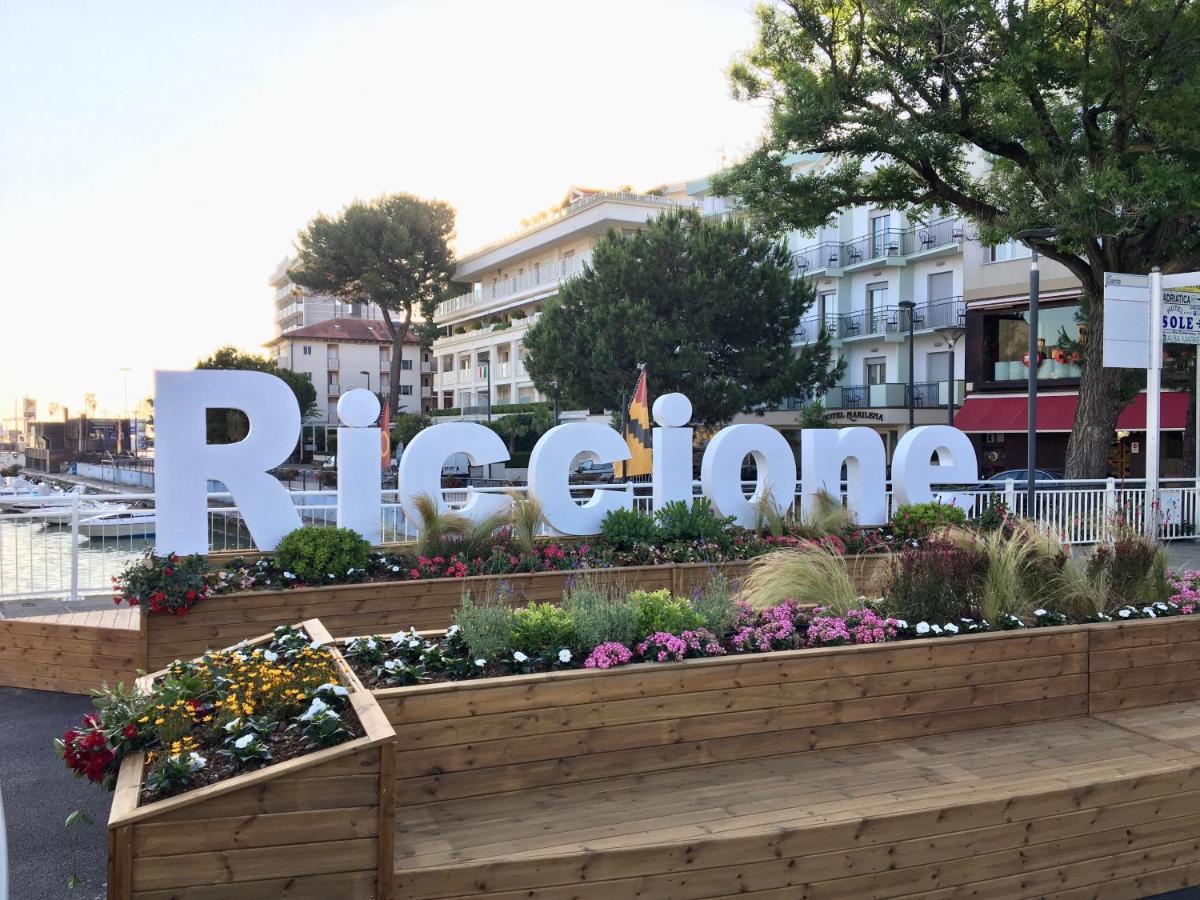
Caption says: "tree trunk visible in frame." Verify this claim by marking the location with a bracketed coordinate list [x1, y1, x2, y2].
[1186, 348, 1198, 477]
[378, 306, 411, 418]
[1064, 289, 1127, 478]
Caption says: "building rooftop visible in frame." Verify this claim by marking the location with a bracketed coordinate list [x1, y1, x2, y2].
[266, 319, 418, 345]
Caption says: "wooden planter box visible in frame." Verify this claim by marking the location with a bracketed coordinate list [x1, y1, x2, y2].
[141, 556, 891, 670]
[107, 619, 397, 900]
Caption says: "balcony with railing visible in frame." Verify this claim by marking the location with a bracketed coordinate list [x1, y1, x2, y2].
[795, 297, 965, 343]
[824, 380, 965, 411]
[792, 218, 964, 275]
[435, 252, 592, 324]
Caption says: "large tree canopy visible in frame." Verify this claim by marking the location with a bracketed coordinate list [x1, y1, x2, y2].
[523, 209, 838, 426]
[196, 346, 317, 444]
[714, 0, 1200, 476]
[290, 193, 455, 418]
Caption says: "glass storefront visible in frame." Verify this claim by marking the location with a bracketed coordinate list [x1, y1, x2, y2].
[979, 302, 1085, 383]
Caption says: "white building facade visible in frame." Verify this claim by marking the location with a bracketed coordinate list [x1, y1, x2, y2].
[431, 189, 699, 412]
[269, 255, 385, 338]
[777, 157, 967, 457]
[267, 319, 431, 422]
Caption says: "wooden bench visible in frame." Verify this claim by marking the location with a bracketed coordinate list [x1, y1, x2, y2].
[376, 623, 1200, 898]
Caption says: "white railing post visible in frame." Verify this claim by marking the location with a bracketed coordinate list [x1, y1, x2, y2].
[69, 492, 80, 602]
[1003, 479, 1016, 516]
[1104, 477, 1117, 540]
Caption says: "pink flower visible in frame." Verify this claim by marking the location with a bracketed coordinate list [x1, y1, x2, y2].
[584, 642, 633, 669]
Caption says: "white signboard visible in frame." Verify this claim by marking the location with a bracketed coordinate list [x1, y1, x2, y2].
[1163, 290, 1200, 344]
[1102, 272, 1151, 368]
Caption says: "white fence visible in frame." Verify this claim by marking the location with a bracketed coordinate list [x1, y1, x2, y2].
[1, 479, 1196, 602]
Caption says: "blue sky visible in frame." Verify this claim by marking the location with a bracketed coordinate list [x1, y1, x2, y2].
[0, 0, 766, 423]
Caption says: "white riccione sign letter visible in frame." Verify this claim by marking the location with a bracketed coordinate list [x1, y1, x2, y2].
[398, 422, 510, 526]
[891, 425, 979, 511]
[800, 426, 887, 525]
[155, 370, 302, 554]
[651, 393, 693, 511]
[529, 423, 632, 535]
[336, 389, 382, 545]
[700, 424, 797, 528]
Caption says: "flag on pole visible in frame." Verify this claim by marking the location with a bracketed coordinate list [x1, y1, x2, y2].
[379, 401, 391, 469]
[621, 368, 652, 478]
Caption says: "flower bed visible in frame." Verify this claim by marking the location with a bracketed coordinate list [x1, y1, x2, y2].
[100, 619, 397, 899]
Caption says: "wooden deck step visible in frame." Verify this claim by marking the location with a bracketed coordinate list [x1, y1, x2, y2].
[395, 703, 1200, 899]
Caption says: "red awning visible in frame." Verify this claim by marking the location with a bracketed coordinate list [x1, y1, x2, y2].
[953, 391, 1187, 433]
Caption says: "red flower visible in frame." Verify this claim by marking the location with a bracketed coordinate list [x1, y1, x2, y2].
[122, 723, 138, 739]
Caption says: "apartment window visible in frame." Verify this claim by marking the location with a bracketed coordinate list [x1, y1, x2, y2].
[400, 385, 413, 396]
[400, 359, 413, 371]
[865, 357, 886, 385]
[560, 249, 575, 276]
[533, 261, 540, 282]
[866, 282, 888, 322]
[870, 213, 892, 257]
[927, 351, 951, 383]
[989, 239, 1033, 262]
[302, 346, 312, 356]
[817, 291, 835, 321]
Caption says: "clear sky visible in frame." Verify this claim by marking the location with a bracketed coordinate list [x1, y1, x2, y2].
[0, 0, 767, 427]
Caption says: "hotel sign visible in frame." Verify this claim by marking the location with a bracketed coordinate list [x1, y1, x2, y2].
[153, 371, 982, 553]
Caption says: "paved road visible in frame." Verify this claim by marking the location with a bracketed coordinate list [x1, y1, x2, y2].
[1, 688, 110, 900]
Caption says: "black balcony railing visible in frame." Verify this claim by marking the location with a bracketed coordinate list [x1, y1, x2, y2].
[794, 218, 962, 274]
[793, 297, 965, 344]
[906, 382, 942, 408]
[840, 385, 870, 409]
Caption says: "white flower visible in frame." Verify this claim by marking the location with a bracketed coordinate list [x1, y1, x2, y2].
[283, 571, 295, 579]
[474, 658, 487, 667]
[223, 717, 244, 733]
[383, 659, 397, 671]
[1143, 607, 1157, 617]
[184, 752, 206, 771]
[262, 649, 278, 663]
[1034, 609, 1047, 617]
[1156, 601, 1169, 610]
[391, 565, 401, 573]
[915, 621, 931, 635]
[310, 639, 324, 649]
[513, 651, 529, 663]
[446, 624, 460, 637]
[365, 638, 377, 650]
[558, 648, 572, 663]
[347, 567, 355, 575]
[233, 733, 255, 750]
[389, 632, 406, 644]
[1118, 608, 1132, 618]
[931, 624, 943, 635]
[327, 573, 336, 579]
[408, 639, 422, 649]
[892, 619, 908, 629]
[300, 697, 330, 721]
[317, 683, 348, 697]
[943, 623, 960, 634]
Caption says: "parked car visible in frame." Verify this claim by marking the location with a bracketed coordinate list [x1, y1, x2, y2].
[571, 459, 615, 484]
[980, 469, 1061, 489]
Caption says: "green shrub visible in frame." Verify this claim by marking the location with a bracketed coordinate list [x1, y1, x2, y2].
[454, 591, 515, 660]
[273, 526, 370, 584]
[1087, 530, 1166, 605]
[690, 571, 739, 633]
[631, 589, 704, 638]
[600, 507, 659, 551]
[510, 602, 576, 655]
[562, 578, 638, 651]
[654, 498, 734, 545]
[885, 539, 987, 625]
[974, 498, 1010, 534]
[892, 502, 967, 540]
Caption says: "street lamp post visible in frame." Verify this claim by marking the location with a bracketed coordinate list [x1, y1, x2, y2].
[549, 379, 560, 426]
[1014, 227, 1061, 514]
[934, 325, 966, 426]
[898, 300, 916, 430]
[119, 367, 132, 458]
